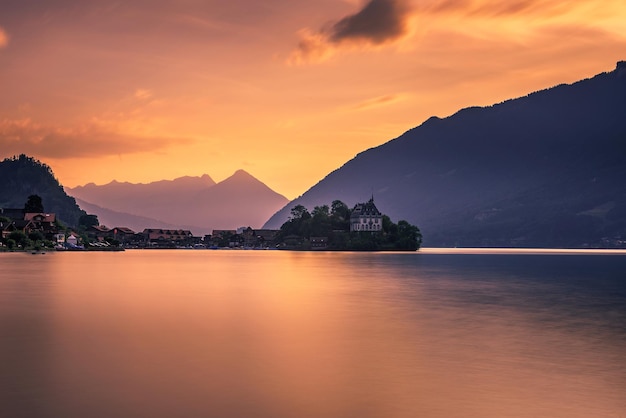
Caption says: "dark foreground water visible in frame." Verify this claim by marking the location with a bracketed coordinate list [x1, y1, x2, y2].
[1, 249, 625, 417]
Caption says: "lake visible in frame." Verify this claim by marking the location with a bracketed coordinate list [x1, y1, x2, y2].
[1, 249, 625, 417]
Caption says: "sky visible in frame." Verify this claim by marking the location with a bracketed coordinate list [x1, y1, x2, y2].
[1, 0, 625, 199]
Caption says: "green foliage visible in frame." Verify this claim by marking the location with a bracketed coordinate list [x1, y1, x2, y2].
[24, 194, 44, 213]
[79, 214, 100, 228]
[8, 230, 31, 248]
[28, 230, 45, 243]
[277, 200, 422, 251]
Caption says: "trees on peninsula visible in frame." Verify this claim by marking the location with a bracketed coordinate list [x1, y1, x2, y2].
[277, 200, 421, 251]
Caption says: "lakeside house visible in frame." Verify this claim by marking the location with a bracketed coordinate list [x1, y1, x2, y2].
[1, 208, 59, 240]
[350, 197, 382, 232]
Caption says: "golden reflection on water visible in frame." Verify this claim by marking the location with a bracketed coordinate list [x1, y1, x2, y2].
[1, 250, 625, 417]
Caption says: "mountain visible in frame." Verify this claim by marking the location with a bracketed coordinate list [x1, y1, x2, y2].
[0, 154, 86, 226]
[74, 198, 183, 233]
[264, 61, 626, 248]
[67, 174, 216, 216]
[67, 170, 289, 235]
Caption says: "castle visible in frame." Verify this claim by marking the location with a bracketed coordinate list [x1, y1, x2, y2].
[350, 197, 382, 232]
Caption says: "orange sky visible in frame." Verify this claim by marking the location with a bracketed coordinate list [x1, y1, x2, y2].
[1, 0, 625, 199]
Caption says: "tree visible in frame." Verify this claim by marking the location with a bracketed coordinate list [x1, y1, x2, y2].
[311, 205, 331, 237]
[395, 220, 422, 250]
[79, 214, 100, 228]
[28, 230, 45, 243]
[290, 205, 311, 221]
[8, 231, 31, 248]
[331, 200, 349, 218]
[330, 200, 351, 231]
[311, 205, 329, 218]
[24, 195, 44, 213]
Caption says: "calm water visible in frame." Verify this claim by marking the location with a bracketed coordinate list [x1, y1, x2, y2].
[1, 249, 625, 418]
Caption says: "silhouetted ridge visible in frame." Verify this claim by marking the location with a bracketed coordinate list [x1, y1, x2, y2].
[0, 154, 86, 226]
[265, 62, 626, 248]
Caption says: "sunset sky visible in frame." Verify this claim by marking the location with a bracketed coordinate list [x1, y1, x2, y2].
[1, 0, 625, 199]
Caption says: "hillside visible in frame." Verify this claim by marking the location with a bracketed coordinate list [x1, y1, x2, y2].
[264, 62, 626, 248]
[0, 154, 86, 227]
[67, 170, 289, 235]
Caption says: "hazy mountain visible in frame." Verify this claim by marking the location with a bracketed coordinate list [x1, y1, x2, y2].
[67, 174, 216, 216]
[74, 198, 183, 233]
[264, 61, 626, 248]
[0, 154, 86, 227]
[67, 170, 289, 235]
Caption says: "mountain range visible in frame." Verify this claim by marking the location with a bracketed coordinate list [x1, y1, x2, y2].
[264, 61, 626, 248]
[66, 170, 289, 236]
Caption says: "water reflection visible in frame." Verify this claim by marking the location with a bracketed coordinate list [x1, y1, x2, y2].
[0, 250, 624, 417]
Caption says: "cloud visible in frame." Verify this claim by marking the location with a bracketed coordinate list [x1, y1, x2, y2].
[352, 94, 404, 110]
[134, 89, 153, 100]
[290, 0, 412, 64]
[0, 26, 8, 48]
[330, 0, 411, 43]
[415, 0, 581, 19]
[0, 118, 192, 159]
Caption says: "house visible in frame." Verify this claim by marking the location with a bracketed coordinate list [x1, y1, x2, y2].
[143, 228, 194, 247]
[54, 233, 66, 245]
[310, 236, 328, 250]
[88, 225, 110, 241]
[1, 220, 18, 239]
[109, 227, 136, 244]
[350, 197, 383, 232]
[209, 230, 237, 247]
[0, 208, 26, 221]
[0, 209, 59, 239]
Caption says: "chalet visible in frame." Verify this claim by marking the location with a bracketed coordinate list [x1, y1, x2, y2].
[109, 227, 136, 244]
[254, 229, 279, 245]
[350, 197, 382, 232]
[88, 225, 110, 241]
[1, 220, 18, 239]
[143, 228, 194, 247]
[0, 209, 59, 239]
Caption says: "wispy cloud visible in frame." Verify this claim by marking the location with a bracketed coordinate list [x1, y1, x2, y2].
[134, 89, 153, 100]
[290, 0, 412, 64]
[418, 0, 564, 17]
[0, 118, 192, 159]
[352, 94, 404, 110]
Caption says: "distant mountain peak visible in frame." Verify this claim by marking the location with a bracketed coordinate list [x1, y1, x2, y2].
[232, 169, 252, 177]
[221, 169, 259, 184]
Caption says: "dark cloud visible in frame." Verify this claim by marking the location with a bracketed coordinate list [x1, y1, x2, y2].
[328, 0, 411, 44]
[0, 118, 192, 159]
[290, 0, 412, 63]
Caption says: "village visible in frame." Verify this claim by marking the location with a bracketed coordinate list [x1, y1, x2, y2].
[0, 206, 282, 250]
[1, 196, 420, 251]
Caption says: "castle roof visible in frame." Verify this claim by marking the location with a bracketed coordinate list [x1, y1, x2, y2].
[351, 197, 381, 218]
